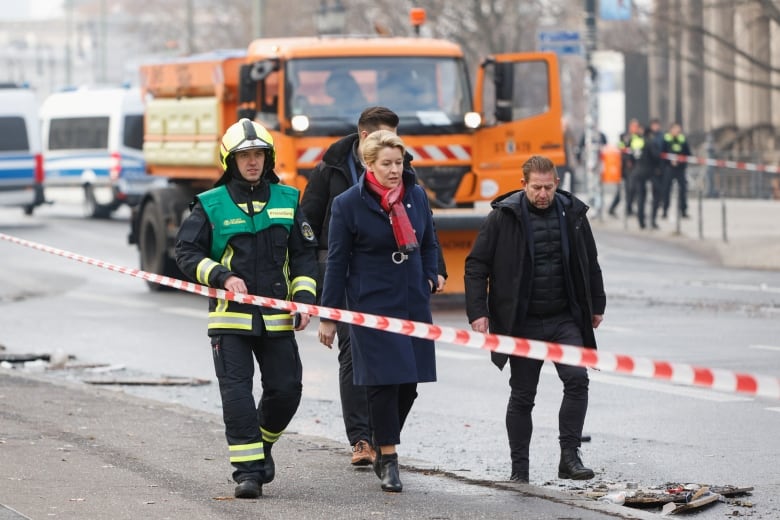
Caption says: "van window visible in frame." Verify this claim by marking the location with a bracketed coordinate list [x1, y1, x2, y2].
[123, 114, 143, 150]
[49, 117, 109, 150]
[0, 117, 30, 152]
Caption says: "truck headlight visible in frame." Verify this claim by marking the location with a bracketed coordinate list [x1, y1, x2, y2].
[291, 115, 310, 132]
[464, 111, 481, 129]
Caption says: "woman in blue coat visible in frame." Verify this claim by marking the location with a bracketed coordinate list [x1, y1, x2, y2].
[318, 130, 438, 493]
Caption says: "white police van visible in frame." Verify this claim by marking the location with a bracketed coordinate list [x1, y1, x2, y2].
[0, 84, 45, 215]
[40, 85, 157, 218]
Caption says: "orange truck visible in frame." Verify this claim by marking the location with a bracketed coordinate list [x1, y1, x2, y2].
[129, 35, 565, 293]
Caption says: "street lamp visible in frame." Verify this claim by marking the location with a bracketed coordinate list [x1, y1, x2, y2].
[316, 0, 347, 36]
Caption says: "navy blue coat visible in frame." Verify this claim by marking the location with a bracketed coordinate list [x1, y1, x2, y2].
[321, 170, 438, 386]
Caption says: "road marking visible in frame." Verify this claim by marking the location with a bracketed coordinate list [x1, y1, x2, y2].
[749, 344, 780, 352]
[542, 366, 751, 403]
[766, 407, 780, 413]
[687, 280, 780, 293]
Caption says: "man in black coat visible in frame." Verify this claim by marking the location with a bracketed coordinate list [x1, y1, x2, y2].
[300, 106, 447, 467]
[465, 155, 606, 484]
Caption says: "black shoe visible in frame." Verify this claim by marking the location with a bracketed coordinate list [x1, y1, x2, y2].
[651, 221, 660, 230]
[260, 442, 275, 484]
[234, 479, 262, 499]
[380, 453, 402, 492]
[373, 446, 382, 478]
[558, 448, 595, 480]
[509, 471, 529, 483]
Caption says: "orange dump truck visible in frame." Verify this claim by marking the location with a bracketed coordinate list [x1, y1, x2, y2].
[129, 37, 565, 294]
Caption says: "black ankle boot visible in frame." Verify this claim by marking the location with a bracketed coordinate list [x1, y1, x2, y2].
[558, 448, 594, 480]
[261, 441, 275, 484]
[380, 453, 402, 492]
[234, 478, 262, 498]
[372, 446, 382, 478]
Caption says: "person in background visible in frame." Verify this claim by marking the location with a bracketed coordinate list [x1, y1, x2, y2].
[300, 106, 446, 468]
[661, 122, 692, 218]
[318, 130, 438, 493]
[631, 122, 663, 229]
[608, 118, 640, 217]
[175, 119, 318, 499]
[465, 155, 605, 484]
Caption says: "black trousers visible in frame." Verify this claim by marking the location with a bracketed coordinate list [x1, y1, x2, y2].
[662, 165, 688, 217]
[635, 171, 665, 227]
[337, 321, 372, 445]
[506, 313, 589, 473]
[367, 383, 418, 446]
[211, 333, 302, 483]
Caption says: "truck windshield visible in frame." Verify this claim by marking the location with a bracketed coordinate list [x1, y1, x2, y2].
[286, 57, 471, 135]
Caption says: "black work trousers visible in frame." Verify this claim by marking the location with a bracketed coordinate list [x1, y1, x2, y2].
[662, 165, 688, 217]
[635, 170, 664, 227]
[211, 333, 303, 483]
[506, 313, 589, 474]
[337, 321, 372, 445]
[367, 383, 418, 446]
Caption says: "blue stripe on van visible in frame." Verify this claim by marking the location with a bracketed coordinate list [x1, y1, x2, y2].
[44, 153, 146, 180]
[0, 155, 35, 182]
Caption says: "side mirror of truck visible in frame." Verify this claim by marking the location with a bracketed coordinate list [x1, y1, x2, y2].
[494, 61, 514, 123]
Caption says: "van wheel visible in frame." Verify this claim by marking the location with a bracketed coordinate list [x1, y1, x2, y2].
[139, 200, 181, 291]
[84, 184, 116, 219]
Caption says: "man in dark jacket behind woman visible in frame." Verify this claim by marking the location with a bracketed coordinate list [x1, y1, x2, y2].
[465, 155, 606, 484]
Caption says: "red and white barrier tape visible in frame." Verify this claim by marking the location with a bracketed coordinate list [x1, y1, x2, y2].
[2, 231, 779, 400]
[662, 152, 780, 174]
[620, 147, 780, 174]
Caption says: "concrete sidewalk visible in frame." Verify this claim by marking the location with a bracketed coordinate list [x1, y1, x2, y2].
[0, 370, 656, 520]
[591, 193, 780, 271]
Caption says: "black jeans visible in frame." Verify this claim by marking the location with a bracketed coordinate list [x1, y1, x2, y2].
[506, 313, 589, 473]
[337, 321, 372, 445]
[212, 333, 302, 483]
[366, 383, 418, 446]
[662, 165, 688, 217]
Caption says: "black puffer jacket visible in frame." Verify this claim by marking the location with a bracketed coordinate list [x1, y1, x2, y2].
[464, 189, 606, 369]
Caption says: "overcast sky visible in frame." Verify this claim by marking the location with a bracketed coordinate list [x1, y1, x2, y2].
[2, 0, 63, 21]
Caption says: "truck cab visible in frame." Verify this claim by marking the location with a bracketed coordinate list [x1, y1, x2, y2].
[135, 37, 565, 293]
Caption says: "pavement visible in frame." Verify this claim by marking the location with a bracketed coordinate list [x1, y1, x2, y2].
[0, 370, 656, 520]
[2, 195, 778, 520]
[590, 193, 780, 271]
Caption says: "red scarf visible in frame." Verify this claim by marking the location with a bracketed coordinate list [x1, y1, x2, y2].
[364, 170, 419, 253]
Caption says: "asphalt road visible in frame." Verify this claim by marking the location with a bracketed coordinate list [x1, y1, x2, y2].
[2, 194, 779, 519]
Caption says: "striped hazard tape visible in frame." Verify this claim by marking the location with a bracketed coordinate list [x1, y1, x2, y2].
[620, 147, 780, 174]
[662, 152, 780, 174]
[2, 231, 779, 400]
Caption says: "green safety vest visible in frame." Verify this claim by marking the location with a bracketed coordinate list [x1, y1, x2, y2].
[197, 183, 298, 261]
[664, 133, 686, 153]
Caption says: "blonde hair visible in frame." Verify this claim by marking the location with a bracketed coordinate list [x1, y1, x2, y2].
[361, 129, 405, 166]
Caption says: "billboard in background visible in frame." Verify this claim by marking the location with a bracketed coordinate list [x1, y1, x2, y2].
[600, 0, 632, 21]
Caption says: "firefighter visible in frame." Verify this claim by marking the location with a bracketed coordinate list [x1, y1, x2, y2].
[174, 119, 318, 499]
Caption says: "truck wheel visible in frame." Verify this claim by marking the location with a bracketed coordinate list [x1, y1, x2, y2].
[139, 200, 181, 291]
[84, 184, 116, 219]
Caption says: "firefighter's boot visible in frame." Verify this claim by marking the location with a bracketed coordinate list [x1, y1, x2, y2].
[234, 479, 262, 499]
[261, 441, 275, 484]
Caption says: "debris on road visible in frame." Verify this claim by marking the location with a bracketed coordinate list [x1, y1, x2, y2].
[81, 376, 211, 386]
[568, 480, 754, 516]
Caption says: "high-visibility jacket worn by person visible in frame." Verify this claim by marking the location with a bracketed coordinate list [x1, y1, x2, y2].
[175, 179, 318, 336]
